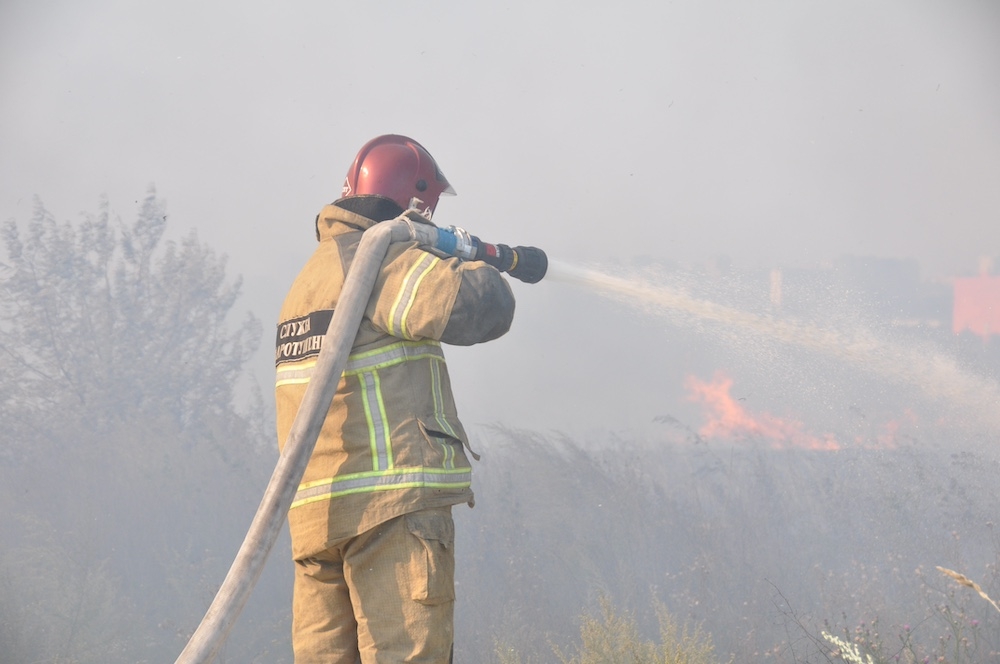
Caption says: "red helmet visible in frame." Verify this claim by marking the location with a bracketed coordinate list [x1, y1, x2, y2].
[341, 134, 455, 218]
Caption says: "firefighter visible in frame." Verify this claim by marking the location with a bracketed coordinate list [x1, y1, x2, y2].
[275, 135, 523, 662]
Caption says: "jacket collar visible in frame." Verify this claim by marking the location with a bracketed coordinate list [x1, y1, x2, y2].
[315, 203, 376, 240]
[315, 204, 438, 242]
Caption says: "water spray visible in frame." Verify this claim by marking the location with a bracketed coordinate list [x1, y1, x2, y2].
[545, 260, 1000, 433]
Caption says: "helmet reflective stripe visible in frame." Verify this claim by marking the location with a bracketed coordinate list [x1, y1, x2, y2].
[291, 467, 472, 508]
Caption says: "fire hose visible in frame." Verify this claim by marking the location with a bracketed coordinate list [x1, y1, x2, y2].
[175, 215, 546, 663]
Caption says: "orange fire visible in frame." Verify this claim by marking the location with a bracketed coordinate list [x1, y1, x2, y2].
[953, 274, 1000, 340]
[684, 372, 840, 450]
[863, 409, 917, 450]
[684, 372, 919, 450]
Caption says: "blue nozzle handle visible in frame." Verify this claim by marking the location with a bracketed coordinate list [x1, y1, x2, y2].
[425, 224, 547, 283]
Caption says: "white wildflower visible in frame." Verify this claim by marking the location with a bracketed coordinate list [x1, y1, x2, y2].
[821, 631, 875, 664]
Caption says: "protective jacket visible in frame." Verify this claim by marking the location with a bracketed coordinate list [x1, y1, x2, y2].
[275, 203, 515, 560]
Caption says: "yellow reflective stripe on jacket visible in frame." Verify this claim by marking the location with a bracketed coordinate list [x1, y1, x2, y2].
[429, 358, 458, 439]
[389, 253, 440, 339]
[359, 370, 392, 471]
[274, 341, 445, 388]
[441, 439, 455, 469]
[291, 467, 472, 508]
[274, 358, 317, 388]
[345, 340, 444, 374]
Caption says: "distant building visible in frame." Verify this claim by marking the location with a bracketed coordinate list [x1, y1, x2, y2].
[953, 275, 1000, 340]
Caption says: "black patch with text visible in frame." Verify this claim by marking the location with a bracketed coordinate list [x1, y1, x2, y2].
[275, 310, 333, 366]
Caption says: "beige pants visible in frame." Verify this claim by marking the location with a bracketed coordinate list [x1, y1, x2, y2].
[292, 506, 456, 663]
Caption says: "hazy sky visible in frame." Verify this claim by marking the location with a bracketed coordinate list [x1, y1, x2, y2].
[2, 0, 999, 431]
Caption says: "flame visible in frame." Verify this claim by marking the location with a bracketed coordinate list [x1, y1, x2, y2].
[864, 408, 918, 450]
[953, 274, 1000, 340]
[684, 372, 921, 450]
[684, 372, 841, 450]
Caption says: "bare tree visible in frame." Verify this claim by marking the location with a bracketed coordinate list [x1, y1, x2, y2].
[0, 188, 260, 441]
[0, 190, 280, 663]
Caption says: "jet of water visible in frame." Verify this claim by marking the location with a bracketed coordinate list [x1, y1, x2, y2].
[547, 260, 1000, 434]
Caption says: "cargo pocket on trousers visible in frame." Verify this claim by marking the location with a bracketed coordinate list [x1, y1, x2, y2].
[404, 509, 456, 605]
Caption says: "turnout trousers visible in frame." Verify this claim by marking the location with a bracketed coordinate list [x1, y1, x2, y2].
[292, 506, 456, 664]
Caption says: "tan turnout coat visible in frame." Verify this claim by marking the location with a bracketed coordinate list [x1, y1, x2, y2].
[275, 204, 515, 559]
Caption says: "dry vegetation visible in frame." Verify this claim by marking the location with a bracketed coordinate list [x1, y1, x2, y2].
[456, 426, 1000, 663]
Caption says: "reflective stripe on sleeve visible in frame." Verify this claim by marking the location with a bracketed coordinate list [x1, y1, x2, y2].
[388, 253, 440, 339]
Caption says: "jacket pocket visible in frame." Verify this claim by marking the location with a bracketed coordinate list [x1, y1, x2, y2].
[417, 418, 479, 462]
[404, 509, 456, 605]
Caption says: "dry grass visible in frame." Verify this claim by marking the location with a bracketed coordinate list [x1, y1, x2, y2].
[936, 566, 1000, 615]
[496, 596, 728, 664]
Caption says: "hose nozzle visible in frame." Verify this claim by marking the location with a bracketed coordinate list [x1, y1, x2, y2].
[434, 225, 547, 283]
[506, 245, 547, 283]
